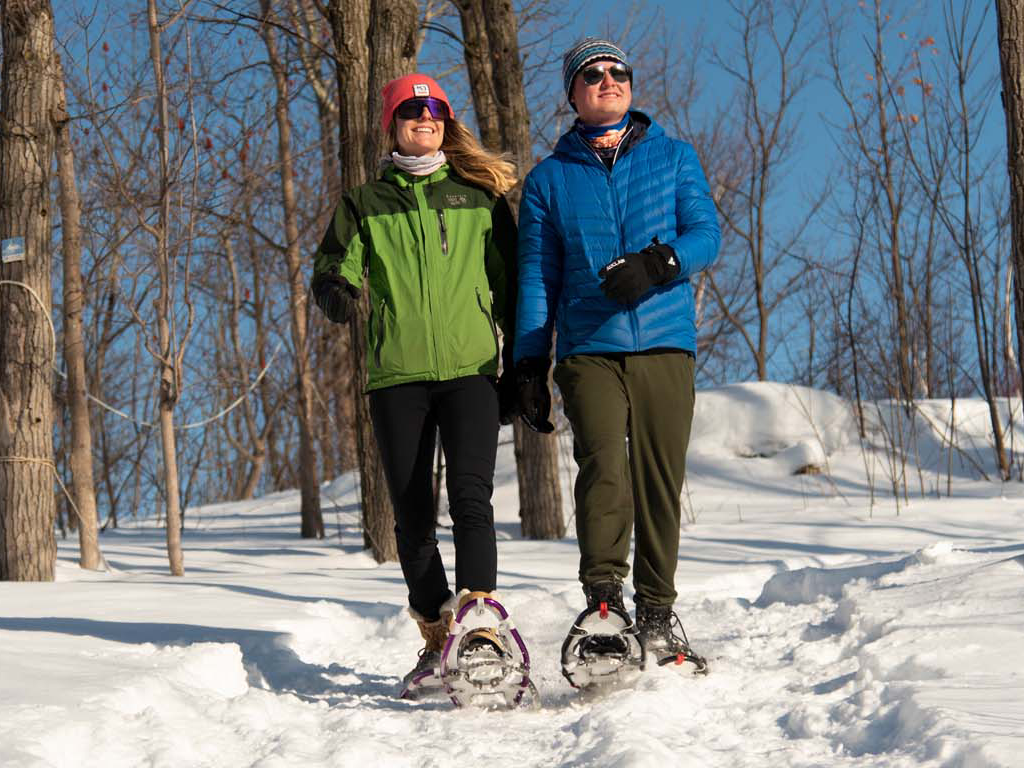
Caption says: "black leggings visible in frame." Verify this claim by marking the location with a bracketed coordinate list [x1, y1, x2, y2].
[368, 375, 498, 621]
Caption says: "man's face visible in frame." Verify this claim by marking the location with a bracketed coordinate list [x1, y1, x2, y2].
[571, 60, 632, 126]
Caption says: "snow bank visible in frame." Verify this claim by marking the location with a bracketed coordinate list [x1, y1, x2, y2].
[690, 383, 854, 475]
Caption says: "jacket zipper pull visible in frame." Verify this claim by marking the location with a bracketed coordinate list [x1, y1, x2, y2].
[438, 210, 448, 255]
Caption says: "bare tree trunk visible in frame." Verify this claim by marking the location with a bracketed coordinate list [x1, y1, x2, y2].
[52, 52, 103, 570]
[328, 0, 370, 193]
[457, 0, 564, 539]
[957, 56, 1008, 479]
[356, 0, 417, 557]
[452, 0, 501, 150]
[290, 0, 358, 479]
[329, 0, 380, 552]
[513, 425, 564, 538]
[147, 0, 183, 575]
[324, 0, 418, 561]
[871, 8, 913, 406]
[260, 0, 324, 538]
[0, 0, 59, 581]
[364, 0, 418, 175]
[314, 68, 356, 477]
[996, 0, 1024, 398]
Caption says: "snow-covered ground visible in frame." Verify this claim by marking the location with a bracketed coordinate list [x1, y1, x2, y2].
[2, 383, 1024, 767]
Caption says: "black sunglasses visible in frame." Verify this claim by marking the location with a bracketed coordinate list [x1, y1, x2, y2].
[394, 97, 450, 121]
[580, 62, 632, 87]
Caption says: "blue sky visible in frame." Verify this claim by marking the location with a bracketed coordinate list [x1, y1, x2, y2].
[421, 0, 1004, 221]
[54, 0, 1009, 385]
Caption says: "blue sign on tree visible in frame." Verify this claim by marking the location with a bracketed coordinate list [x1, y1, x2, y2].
[2, 237, 26, 264]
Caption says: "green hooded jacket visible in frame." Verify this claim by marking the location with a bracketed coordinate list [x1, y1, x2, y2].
[312, 164, 517, 391]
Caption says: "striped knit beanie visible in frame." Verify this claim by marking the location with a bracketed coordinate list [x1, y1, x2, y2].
[561, 38, 630, 99]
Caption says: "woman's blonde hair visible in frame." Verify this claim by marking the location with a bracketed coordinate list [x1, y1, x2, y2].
[389, 117, 518, 197]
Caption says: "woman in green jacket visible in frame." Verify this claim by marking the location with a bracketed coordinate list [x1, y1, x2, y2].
[310, 74, 522, 700]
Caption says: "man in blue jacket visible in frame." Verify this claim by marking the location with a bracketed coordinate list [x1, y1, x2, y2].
[513, 38, 720, 672]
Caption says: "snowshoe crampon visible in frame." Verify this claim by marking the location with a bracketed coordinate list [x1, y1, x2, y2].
[560, 601, 645, 690]
[439, 594, 539, 710]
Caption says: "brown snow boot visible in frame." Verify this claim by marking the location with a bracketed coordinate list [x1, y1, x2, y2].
[416, 614, 450, 654]
[400, 608, 454, 696]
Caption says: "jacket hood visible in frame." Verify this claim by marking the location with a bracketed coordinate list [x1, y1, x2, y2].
[553, 109, 659, 159]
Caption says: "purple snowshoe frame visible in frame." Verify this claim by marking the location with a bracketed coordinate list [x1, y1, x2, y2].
[398, 666, 441, 700]
[439, 596, 538, 709]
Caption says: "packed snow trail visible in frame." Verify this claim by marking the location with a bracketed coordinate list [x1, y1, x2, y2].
[3, 386, 1024, 767]
[3, 520, 1022, 767]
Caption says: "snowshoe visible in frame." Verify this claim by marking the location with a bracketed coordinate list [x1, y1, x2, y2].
[398, 648, 444, 700]
[560, 599, 645, 690]
[439, 591, 539, 709]
[635, 601, 708, 675]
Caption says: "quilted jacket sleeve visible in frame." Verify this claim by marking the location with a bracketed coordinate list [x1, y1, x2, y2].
[665, 142, 720, 280]
[514, 170, 564, 363]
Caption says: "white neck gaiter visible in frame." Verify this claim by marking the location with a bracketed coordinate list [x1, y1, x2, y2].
[390, 150, 446, 176]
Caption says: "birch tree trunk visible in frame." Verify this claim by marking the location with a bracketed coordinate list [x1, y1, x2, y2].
[457, 0, 565, 539]
[996, 0, 1024, 398]
[52, 52, 103, 570]
[0, 0, 59, 581]
[260, 0, 324, 539]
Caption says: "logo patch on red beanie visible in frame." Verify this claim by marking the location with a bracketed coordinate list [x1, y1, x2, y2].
[413, 83, 430, 96]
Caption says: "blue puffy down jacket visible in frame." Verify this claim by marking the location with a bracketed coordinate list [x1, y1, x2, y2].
[514, 111, 721, 363]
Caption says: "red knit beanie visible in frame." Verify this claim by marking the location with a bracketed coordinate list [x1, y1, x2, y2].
[380, 74, 455, 134]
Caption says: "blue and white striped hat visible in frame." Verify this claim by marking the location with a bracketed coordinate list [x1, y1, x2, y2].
[561, 38, 631, 98]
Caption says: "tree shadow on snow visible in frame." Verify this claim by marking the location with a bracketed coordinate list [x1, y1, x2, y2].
[0, 616, 433, 712]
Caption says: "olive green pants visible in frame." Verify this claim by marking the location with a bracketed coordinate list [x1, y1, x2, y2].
[553, 351, 695, 607]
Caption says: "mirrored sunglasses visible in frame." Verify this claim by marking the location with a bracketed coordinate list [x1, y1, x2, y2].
[394, 97, 450, 121]
[580, 62, 632, 87]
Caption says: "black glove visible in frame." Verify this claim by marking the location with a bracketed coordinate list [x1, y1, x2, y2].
[311, 273, 361, 324]
[497, 370, 519, 426]
[597, 241, 680, 305]
[514, 356, 555, 433]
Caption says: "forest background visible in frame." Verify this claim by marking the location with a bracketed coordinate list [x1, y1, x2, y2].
[1, 0, 1021, 579]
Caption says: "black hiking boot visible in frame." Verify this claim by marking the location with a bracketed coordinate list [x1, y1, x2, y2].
[576, 580, 630, 658]
[582, 579, 626, 613]
[635, 601, 708, 674]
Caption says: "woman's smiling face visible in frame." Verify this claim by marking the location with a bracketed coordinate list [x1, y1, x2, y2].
[395, 105, 445, 156]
